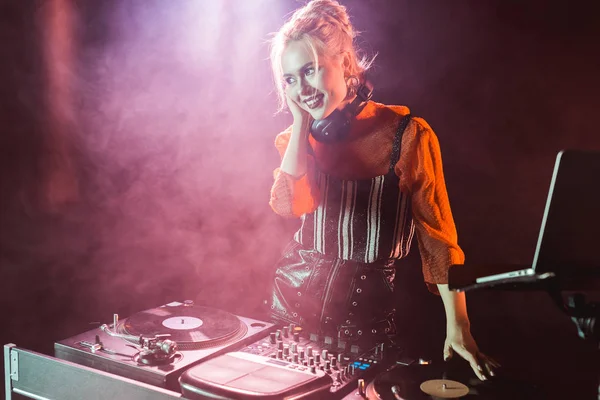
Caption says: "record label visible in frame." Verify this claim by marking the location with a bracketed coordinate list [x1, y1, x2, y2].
[162, 316, 204, 330]
[420, 379, 469, 398]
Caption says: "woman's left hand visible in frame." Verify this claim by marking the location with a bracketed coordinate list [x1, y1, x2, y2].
[443, 324, 500, 381]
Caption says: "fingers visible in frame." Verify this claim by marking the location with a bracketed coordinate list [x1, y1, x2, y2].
[451, 346, 487, 381]
[484, 355, 502, 369]
[479, 353, 501, 378]
[464, 352, 488, 381]
[445, 341, 500, 381]
[472, 353, 501, 380]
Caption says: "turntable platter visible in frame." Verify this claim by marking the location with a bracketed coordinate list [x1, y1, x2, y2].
[119, 304, 247, 350]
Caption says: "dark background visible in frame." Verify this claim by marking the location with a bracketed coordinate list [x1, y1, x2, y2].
[1, 0, 598, 399]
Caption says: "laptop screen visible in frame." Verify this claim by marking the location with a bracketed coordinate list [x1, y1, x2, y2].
[532, 149, 600, 285]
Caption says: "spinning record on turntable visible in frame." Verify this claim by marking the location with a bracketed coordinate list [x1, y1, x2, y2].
[118, 303, 248, 350]
[54, 301, 275, 391]
[365, 357, 541, 399]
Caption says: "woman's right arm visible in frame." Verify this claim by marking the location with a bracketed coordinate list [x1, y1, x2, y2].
[280, 118, 311, 177]
[269, 101, 320, 217]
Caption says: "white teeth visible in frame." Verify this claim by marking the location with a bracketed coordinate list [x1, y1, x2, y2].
[304, 94, 323, 109]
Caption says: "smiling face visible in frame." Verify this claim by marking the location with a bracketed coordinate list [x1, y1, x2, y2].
[281, 40, 349, 120]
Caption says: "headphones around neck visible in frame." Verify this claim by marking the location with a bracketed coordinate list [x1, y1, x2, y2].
[310, 80, 373, 144]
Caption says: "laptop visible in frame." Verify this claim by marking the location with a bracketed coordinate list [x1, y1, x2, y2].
[455, 149, 600, 290]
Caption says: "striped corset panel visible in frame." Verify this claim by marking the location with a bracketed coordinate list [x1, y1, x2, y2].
[293, 169, 416, 263]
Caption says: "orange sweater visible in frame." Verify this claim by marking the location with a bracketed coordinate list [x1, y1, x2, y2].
[269, 101, 465, 293]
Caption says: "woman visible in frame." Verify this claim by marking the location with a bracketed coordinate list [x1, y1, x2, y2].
[266, 0, 497, 380]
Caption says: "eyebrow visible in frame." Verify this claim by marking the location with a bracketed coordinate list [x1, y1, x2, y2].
[282, 62, 314, 77]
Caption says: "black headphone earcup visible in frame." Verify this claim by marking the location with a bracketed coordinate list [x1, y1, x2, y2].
[309, 81, 372, 143]
[310, 109, 351, 143]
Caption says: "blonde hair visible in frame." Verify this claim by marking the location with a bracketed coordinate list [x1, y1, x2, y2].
[270, 0, 374, 112]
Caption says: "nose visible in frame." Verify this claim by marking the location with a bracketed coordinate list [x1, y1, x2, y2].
[299, 77, 315, 97]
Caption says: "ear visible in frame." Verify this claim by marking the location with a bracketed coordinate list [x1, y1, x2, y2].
[341, 52, 352, 75]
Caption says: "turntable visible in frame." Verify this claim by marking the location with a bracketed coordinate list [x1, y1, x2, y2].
[360, 356, 542, 400]
[54, 301, 275, 391]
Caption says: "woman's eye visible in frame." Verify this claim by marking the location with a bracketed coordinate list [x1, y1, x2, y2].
[284, 77, 296, 85]
[304, 67, 315, 76]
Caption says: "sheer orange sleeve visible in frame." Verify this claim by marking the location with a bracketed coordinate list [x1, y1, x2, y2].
[396, 118, 465, 294]
[269, 128, 320, 218]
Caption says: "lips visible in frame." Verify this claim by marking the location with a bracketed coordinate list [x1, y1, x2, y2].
[303, 94, 324, 110]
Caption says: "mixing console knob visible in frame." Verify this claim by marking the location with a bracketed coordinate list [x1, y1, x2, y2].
[331, 356, 337, 368]
[293, 354, 299, 363]
[315, 354, 321, 363]
[277, 341, 283, 350]
[308, 357, 314, 366]
[358, 379, 366, 396]
[325, 360, 331, 372]
[277, 350, 283, 359]
[269, 332, 276, 344]
[299, 349, 305, 359]
[333, 371, 340, 383]
[291, 342, 298, 353]
[321, 349, 328, 360]
[289, 323, 295, 332]
[283, 345, 290, 356]
[293, 332, 300, 342]
[337, 353, 344, 364]
[282, 326, 289, 338]
[310, 365, 316, 374]
[306, 346, 313, 357]
[349, 365, 355, 375]
[276, 330, 282, 340]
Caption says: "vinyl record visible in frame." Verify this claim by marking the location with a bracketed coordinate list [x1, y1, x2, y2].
[119, 304, 246, 350]
[366, 357, 540, 400]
